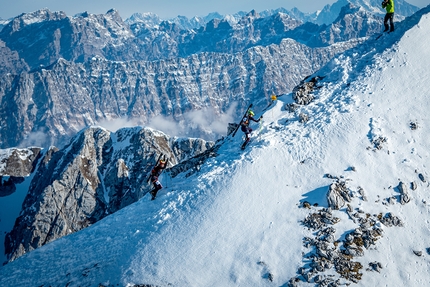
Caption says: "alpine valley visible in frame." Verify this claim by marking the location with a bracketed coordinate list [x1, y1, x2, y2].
[1, 0, 430, 287]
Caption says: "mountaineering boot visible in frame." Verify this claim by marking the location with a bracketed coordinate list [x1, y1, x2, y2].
[384, 23, 389, 32]
[150, 189, 156, 200]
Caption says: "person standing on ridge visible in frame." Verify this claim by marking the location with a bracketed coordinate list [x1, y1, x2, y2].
[382, 0, 395, 32]
[241, 110, 262, 145]
[150, 157, 168, 200]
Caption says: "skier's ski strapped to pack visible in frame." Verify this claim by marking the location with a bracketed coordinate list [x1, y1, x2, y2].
[149, 155, 169, 200]
[240, 110, 262, 149]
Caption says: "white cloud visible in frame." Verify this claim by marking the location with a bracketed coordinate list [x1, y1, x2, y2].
[97, 117, 140, 132]
[95, 103, 238, 140]
[148, 115, 183, 137]
[19, 130, 50, 148]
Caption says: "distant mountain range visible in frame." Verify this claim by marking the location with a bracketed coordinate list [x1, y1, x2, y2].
[0, 0, 420, 148]
[123, 0, 418, 29]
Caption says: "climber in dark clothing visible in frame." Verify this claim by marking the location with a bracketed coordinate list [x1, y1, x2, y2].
[150, 157, 168, 200]
[382, 0, 395, 32]
[241, 110, 262, 144]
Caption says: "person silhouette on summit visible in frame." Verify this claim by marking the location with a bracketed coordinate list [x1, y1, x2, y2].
[382, 0, 395, 32]
[150, 157, 168, 200]
[241, 110, 262, 145]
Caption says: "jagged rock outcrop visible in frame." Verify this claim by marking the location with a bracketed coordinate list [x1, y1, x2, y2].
[292, 76, 323, 105]
[4, 126, 213, 263]
[0, 147, 42, 176]
[0, 40, 29, 75]
[0, 38, 359, 148]
[0, 9, 134, 70]
[297, 201, 403, 285]
[0, 147, 42, 197]
[327, 181, 351, 210]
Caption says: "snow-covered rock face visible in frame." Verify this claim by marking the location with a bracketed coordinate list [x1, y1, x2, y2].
[3, 126, 214, 263]
[0, 37, 361, 148]
[1, 5, 430, 287]
[0, 147, 42, 198]
[0, 147, 41, 177]
[0, 8, 133, 70]
[0, 2, 412, 149]
[0, 19, 9, 32]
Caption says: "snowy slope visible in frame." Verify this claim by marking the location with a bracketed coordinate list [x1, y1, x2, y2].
[1, 6, 430, 287]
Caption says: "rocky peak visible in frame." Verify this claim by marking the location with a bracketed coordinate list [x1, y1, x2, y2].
[0, 147, 42, 176]
[3, 125, 214, 263]
[238, 9, 260, 25]
[125, 12, 161, 26]
[3, 9, 67, 34]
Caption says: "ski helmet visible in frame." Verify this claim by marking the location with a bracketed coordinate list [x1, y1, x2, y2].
[248, 110, 255, 116]
[160, 160, 166, 164]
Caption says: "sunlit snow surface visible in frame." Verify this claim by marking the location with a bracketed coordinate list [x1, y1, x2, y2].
[1, 7, 430, 287]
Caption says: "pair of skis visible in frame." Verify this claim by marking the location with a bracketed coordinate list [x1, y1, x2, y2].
[146, 153, 165, 183]
[231, 104, 253, 138]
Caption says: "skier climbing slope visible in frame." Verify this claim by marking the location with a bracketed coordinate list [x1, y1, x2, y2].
[240, 110, 262, 149]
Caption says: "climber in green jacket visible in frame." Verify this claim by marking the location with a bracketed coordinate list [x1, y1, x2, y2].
[382, 0, 395, 32]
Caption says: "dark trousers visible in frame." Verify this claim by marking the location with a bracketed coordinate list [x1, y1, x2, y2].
[150, 178, 162, 199]
[241, 125, 253, 139]
[384, 13, 394, 32]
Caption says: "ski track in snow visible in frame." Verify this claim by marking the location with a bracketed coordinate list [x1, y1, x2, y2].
[1, 7, 430, 287]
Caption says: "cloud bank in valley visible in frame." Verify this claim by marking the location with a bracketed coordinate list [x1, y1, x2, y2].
[97, 103, 238, 141]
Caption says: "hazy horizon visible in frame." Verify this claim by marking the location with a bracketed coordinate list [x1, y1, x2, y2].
[0, 0, 427, 20]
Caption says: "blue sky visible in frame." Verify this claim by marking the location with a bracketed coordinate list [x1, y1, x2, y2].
[0, 0, 428, 20]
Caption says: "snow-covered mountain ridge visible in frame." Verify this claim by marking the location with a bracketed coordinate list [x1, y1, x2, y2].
[0, 0, 419, 149]
[1, 5, 430, 287]
[0, 126, 214, 264]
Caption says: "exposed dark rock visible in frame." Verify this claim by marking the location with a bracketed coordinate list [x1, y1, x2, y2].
[299, 113, 309, 123]
[227, 123, 239, 136]
[0, 147, 42, 176]
[295, 179, 405, 286]
[379, 212, 403, 227]
[367, 261, 383, 273]
[292, 77, 322, 105]
[410, 121, 418, 130]
[413, 250, 422, 257]
[0, 24, 361, 148]
[357, 186, 367, 201]
[302, 208, 340, 230]
[372, 136, 387, 150]
[286, 103, 299, 113]
[302, 201, 311, 209]
[286, 277, 299, 287]
[324, 173, 339, 180]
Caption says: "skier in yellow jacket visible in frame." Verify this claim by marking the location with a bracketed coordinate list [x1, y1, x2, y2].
[382, 0, 395, 32]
